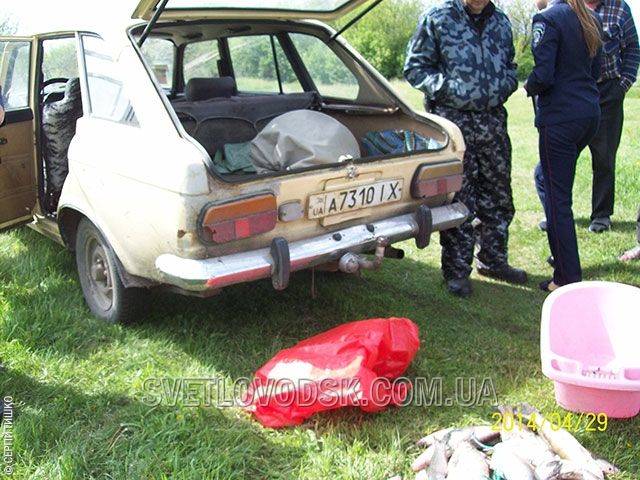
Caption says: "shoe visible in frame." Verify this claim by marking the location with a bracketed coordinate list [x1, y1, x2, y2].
[446, 278, 472, 297]
[539, 279, 561, 292]
[546, 255, 555, 267]
[588, 217, 610, 233]
[476, 265, 528, 284]
[619, 245, 640, 262]
[538, 220, 547, 232]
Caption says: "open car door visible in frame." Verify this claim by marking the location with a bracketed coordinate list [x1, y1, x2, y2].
[0, 37, 37, 232]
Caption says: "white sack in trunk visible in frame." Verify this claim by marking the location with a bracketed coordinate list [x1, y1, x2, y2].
[250, 110, 360, 173]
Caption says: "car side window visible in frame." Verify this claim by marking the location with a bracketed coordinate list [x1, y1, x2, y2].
[227, 35, 303, 94]
[81, 34, 138, 125]
[42, 37, 79, 82]
[0, 40, 31, 110]
[141, 37, 175, 91]
[183, 39, 221, 85]
[39, 37, 81, 111]
[289, 33, 358, 100]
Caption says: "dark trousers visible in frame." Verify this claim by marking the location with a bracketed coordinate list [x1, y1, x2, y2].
[535, 161, 546, 218]
[538, 116, 600, 286]
[588, 79, 626, 220]
[436, 105, 515, 280]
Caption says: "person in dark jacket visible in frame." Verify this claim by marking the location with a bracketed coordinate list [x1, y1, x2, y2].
[525, 0, 603, 291]
[535, 0, 639, 234]
[404, 0, 528, 297]
[585, 0, 639, 233]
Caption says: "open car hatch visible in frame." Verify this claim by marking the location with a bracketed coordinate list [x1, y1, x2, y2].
[132, 0, 374, 21]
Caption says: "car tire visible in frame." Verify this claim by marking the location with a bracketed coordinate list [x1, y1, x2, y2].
[75, 218, 144, 324]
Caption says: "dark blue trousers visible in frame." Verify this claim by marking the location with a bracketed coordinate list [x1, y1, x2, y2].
[534, 161, 546, 219]
[538, 116, 600, 286]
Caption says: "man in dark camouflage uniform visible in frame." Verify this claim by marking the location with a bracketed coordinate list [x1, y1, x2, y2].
[404, 0, 528, 297]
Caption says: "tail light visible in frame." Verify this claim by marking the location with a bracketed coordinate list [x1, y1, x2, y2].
[411, 162, 463, 199]
[198, 193, 277, 244]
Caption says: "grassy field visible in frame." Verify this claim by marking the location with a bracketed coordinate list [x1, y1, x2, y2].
[1, 83, 639, 479]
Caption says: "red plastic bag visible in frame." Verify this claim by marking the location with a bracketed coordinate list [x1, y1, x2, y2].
[241, 317, 420, 428]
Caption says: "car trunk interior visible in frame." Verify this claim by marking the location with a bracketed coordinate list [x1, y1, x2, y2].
[169, 84, 449, 178]
[132, 20, 451, 179]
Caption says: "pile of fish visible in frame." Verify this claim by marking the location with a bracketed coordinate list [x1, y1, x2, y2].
[406, 404, 620, 480]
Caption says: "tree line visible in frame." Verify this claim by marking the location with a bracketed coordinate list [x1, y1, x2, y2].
[336, 0, 536, 81]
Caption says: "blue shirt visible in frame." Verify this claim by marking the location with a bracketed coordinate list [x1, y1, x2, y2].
[590, 0, 640, 91]
[525, 0, 602, 127]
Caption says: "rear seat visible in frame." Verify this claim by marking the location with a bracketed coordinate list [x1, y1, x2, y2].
[172, 77, 321, 153]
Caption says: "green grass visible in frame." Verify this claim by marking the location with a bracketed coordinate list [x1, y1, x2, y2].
[2, 83, 640, 479]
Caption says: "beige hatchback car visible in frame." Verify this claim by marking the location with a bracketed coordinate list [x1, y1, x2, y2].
[0, 0, 468, 323]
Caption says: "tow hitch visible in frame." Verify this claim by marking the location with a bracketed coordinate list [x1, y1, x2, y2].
[338, 236, 401, 274]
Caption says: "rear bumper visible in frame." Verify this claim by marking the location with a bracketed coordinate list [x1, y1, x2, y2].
[155, 202, 469, 292]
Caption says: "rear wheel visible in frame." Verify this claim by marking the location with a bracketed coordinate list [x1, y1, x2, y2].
[75, 218, 144, 324]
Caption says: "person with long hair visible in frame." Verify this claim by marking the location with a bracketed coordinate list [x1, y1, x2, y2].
[525, 0, 603, 291]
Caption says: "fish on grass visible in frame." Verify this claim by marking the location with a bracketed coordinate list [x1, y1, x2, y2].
[535, 459, 605, 480]
[415, 437, 448, 480]
[489, 441, 536, 480]
[518, 403, 604, 480]
[496, 404, 557, 469]
[410, 404, 619, 480]
[416, 425, 499, 449]
[446, 440, 490, 480]
[411, 425, 499, 470]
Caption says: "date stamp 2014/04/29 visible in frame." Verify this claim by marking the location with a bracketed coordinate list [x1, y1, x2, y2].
[491, 410, 608, 433]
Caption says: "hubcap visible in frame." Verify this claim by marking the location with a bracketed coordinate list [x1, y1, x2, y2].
[87, 238, 113, 311]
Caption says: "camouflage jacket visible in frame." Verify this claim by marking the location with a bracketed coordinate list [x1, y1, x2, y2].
[403, 0, 518, 112]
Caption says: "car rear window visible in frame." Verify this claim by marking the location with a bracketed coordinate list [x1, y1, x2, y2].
[289, 33, 358, 100]
[227, 35, 303, 94]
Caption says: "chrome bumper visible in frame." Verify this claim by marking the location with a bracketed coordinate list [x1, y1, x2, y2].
[155, 202, 469, 292]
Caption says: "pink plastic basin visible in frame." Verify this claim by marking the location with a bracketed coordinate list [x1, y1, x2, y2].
[541, 281, 640, 418]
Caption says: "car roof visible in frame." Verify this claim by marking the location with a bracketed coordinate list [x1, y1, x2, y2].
[131, 0, 373, 21]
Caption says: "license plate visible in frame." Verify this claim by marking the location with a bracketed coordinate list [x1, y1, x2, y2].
[307, 179, 403, 219]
